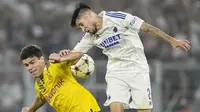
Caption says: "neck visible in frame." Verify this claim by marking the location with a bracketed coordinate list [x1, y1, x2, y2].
[96, 16, 103, 31]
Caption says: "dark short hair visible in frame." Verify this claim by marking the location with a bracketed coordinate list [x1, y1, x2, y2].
[20, 44, 43, 61]
[71, 2, 91, 27]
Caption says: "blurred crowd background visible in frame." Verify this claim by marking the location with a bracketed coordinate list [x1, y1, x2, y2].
[0, 0, 200, 112]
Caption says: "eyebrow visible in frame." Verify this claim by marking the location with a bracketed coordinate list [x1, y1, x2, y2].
[24, 59, 34, 65]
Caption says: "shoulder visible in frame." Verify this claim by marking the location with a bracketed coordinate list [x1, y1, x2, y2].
[101, 11, 131, 26]
[49, 62, 70, 69]
[104, 11, 128, 20]
[102, 11, 140, 22]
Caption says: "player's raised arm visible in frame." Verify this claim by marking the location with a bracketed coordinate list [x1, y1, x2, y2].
[49, 52, 83, 65]
[140, 22, 191, 51]
[21, 96, 46, 112]
[60, 51, 83, 65]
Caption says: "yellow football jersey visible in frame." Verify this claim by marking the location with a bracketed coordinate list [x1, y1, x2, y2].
[35, 62, 101, 112]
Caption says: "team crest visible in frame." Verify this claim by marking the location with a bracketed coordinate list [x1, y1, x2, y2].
[113, 27, 118, 33]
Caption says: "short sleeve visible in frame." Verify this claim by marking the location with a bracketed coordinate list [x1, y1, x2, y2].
[34, 81, 45, 100]
[125, 14, 144, 32]
[73, 33, 94, 53]
[50, 62, 73, 77]
[104, 11, 144, 33]
[55, 61, 71, 68]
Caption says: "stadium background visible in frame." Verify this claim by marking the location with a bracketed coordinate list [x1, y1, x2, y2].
[0, 0, 200, 112]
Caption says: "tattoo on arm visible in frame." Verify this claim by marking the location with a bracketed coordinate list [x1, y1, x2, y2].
[141, 22, 172, 42]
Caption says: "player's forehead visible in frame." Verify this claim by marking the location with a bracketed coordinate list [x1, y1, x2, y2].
[22, 56, 38, 64]
[75, 10, 92, 27]
[75, 14, 86, 27]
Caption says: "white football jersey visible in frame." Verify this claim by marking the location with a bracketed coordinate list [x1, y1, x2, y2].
[74, 11, 149, 73]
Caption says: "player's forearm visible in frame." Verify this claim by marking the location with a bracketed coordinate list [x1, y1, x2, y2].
[140, 22, 174, 43]
[29, 96, 46, 112]
[61, 52, 83, 62]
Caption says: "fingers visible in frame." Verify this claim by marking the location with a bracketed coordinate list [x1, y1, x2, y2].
[60, 51, 67, 57]
[182, 40, 191, 51]
[183, 39, 190, 44]
[48, 50, 72, 63]
[60, 50, 70, 57]
[49, 53, 61, 63]
[172, 39, 191, 51]
[177, 40, 191, 51]
[180, 44, 188, 51]
[59, 49, 71, 57]
[49, 59, 56, 63]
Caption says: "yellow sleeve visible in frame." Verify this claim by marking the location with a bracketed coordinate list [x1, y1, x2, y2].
[50, 61, 73, 77]
[52, 61, 72, 71]
[34, 80, 45, 100]
[56, 61, 74, 67]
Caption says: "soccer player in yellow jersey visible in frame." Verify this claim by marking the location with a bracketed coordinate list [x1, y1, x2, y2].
[20, 44, 101, 112]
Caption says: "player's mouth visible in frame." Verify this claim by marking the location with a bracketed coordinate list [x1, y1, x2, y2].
[30, 70, 37, 74]
[86, 29, 90, 32]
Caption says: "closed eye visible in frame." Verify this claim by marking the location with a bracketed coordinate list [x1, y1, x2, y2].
[24, 59, 35, 67]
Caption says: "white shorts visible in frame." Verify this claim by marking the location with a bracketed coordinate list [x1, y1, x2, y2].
[104, 71, 153, 109]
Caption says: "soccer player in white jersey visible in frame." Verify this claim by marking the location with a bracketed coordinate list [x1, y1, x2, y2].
[62, 2, 191, 112]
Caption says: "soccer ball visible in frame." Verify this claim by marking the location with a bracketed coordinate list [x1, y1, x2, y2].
[71, 54, 95, 79]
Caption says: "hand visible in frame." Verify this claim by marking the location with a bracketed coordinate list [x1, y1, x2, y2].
[49, 53, 61, 63]
[21, 107, 32, 112]
[170, 38, 191, 51]
[59, 49, 71, 57]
